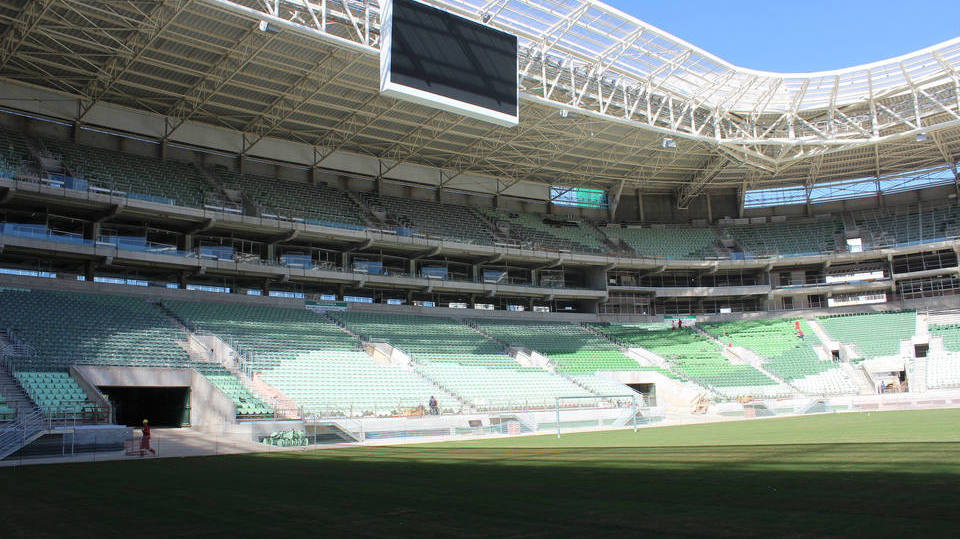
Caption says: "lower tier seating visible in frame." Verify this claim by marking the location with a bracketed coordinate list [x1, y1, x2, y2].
[262, 351, 443, 416]
[926, 353, 960, 389]
[420, 363, 596, 410]
[13, 371, 96, 416]
[0, 289, 271, 417]
[589, 325, 784, 397]
[930, 324, 960, 352]
[701, 318, 856, 395]
[817, 311, 916, 359]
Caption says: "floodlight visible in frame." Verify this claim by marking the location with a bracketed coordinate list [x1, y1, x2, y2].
[661, 137, 677, 149]
[916, 132, 929, 142]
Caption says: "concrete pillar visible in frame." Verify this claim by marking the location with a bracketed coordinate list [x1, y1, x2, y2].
[637, 192, 645, 223]
[266, 243, 276, 262]
[409, 258, 417, 277]
[341, 251, 351, 272]
[262, 280, 271, 296]
[178, 271, 188, 290]
[311, 166, 320, 186]
[180, 234, 194, 252]
[84, 261, 95, 282]
[472, 264, 479, 283]
[706, 193, 713, 224]
[160, 140, 168, 161]
[83, 222, 101, 241]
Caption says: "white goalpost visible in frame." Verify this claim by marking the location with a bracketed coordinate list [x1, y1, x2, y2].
[554, 394, 643, 438]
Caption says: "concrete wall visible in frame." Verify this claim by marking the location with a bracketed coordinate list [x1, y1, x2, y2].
[73, 366, 237, 431]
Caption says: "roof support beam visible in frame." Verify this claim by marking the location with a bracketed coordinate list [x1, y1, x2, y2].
[78, 0, 193, 121]
[677, 155, 728, 209]
[0, 0, 57, 72]
[162, 22, 281, 142]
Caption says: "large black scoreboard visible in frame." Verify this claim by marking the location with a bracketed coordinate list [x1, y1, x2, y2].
[380, 0, 519, 127]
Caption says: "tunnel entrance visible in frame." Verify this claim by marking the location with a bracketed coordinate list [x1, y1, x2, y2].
[100, 386, 191, 427]
[627, 383, 656, 406]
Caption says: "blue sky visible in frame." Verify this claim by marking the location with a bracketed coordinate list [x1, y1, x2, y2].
[603, 0, 960, 72]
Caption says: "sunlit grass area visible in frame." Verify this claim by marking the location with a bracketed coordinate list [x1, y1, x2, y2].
[2, 409, 959, 538]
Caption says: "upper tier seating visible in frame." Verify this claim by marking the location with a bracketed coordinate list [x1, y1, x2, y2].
[165, 302, 440, 416]
[722, 219, 844, 257]
[0, 127, 34, 178]
[0, 290, 270, 416]
[330, 312, 601, 409]
[363, 193, 497, 245]
[817, 311, 916, 359]
[856, 206, 960, 247]
[471, 320, 645, 374]
[602, 226, 719, 259]
[214, 166, 364, 229]
[42, 138, 209, 208]
[589, 324, 786, 397]
[700, 319, 856, 395]
[483, 210, 608, 254]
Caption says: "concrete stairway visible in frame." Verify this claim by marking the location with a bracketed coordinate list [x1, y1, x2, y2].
[0, 365, 38, 420]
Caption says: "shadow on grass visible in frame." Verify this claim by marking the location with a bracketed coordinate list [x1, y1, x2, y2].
[2, 442, 958, 538]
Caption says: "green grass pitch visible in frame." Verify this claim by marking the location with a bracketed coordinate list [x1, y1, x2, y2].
[2, 409, 959, 538]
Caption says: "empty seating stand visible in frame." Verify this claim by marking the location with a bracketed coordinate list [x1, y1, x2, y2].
[602, 226, 718, 259]
[215, 166, 365, 230]
[472, 320, 645, 374]
[363, 193, 498, 245]
[166, 302, 439, 416]
[42, 137, 210, 208]
[856, 206, 960, 247]
[589, 324, 786, 399]
[0, 289, 270, 417]
[700, 319, 856, 395]
[722, 219, 844, 257]
[817, 311, 916, 359]
[0, 127, 34, 179]
[330, 312, 600, 410]
[483, 210, 608, 254]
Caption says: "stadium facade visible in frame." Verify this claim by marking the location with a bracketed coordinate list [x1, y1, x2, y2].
[0, 0, 959, 457]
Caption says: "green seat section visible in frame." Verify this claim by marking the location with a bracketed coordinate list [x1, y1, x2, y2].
[602, 226, 719, 259]
[329, 312, 598, 409]
[930, 324, 960, 352]
[0, 289, 270, 417]
[0, 127, 34, 179]
[12, 370, 96, 416]
[482, 210, 608, 254]
[42, 137, 209, 208]
[856, 206, 960, 247]
[817, 311, 916, 359]
[924, 324, 960, 390]
[165, 302, 439, 416]
[471, 320, 648, 374]
[362, 193, 497, 245]
[700, 319, 857, 395]
[721, 219, 844, 257]
[588, 324, 787, 398]
[214, 166, 365, 230]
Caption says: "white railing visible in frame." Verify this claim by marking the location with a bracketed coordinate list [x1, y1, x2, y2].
[0, 409, 46, 459]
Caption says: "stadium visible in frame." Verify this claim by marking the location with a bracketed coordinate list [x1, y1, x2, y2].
[1, 0, 959, 536]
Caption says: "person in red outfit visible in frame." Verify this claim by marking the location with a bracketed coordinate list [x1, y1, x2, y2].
[140, 419, 156, 456]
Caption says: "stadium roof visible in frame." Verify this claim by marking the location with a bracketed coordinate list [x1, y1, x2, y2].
[1, 0, 959, 205]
